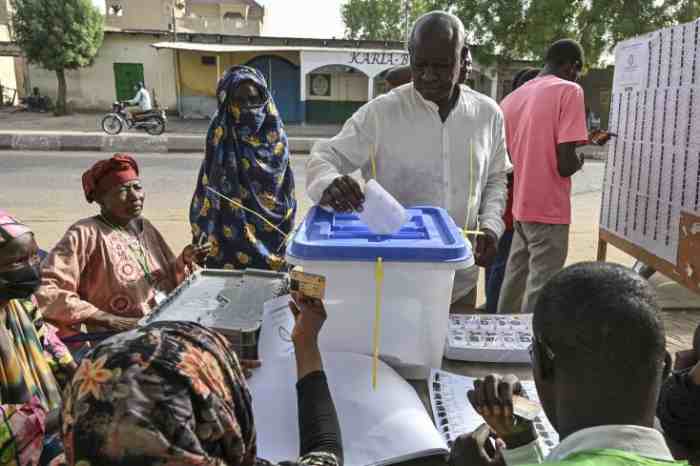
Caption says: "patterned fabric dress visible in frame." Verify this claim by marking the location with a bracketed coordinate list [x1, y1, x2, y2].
[190, 66, 296, 272]
[0, 297, 75, 466]
[36, 217, 192, 343]
[62, 322, 339, 466]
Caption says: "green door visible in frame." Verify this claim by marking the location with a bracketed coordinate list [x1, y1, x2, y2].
[114, 63, 145, 101]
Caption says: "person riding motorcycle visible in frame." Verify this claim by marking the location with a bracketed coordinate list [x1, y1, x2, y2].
[125, 82, 152, 122]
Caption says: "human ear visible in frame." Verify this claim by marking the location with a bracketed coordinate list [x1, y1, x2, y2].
[535, 339, 556, 380]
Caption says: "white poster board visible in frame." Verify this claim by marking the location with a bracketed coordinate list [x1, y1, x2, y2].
[601, 19, 700, 266]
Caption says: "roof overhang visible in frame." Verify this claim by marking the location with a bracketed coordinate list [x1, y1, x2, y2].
[151, 41, 407, 55]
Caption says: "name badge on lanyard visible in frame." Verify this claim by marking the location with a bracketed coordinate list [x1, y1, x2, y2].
[153, 290, 168, 307]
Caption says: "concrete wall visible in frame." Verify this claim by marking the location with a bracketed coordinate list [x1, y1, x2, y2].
[190, 3, 220, 17]
[27, 34, 177, 111]
[0, 0, 8, 24]
[304, 71, 368, 124]
[105, 0, 174, 31]
[178, 1, 264, 35]
[306, 72, 368, 102]
[0, 22, 18, 103]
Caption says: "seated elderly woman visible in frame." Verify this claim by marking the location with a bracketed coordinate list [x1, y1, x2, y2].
[190, 65, 296, 272]
[0, 209, 76, 465]
[36, 154, 210, 346]
[61, 292, 342, 466]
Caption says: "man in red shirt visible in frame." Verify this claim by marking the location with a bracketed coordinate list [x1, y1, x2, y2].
[498, 40, 589, 314]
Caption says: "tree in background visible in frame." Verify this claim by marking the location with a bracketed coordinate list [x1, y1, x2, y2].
[342, 0, 432, 42]
[11, 0, 104, 115]
[342, 0, 699, 66]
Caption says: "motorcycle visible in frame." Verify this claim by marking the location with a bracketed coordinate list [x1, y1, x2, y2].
[101, 102, 167, 136]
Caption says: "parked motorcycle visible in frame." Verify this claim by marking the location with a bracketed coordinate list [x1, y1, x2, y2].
[101, 102, 167, 136]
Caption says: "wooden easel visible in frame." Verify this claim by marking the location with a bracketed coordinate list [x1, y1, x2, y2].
[597, 210, 700, 295]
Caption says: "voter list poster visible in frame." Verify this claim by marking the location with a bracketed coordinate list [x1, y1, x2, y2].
[601, 18, 700, 265]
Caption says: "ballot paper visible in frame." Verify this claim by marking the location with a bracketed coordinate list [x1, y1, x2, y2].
[359, 179, 409, 235]
[444, 314, 533, 364]
[249, 296, 449, 466]
[428, 370, 559, 456]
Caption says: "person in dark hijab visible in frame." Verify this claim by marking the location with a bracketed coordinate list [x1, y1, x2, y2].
[190, 65, 297, 272]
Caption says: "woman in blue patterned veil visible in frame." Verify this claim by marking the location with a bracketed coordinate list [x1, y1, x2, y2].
[190, 65, 296, 271]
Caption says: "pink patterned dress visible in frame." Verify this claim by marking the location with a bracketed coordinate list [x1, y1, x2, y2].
[35, 216, 193, 342]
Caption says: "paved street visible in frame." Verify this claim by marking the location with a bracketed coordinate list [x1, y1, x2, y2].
[0, 150, 310, 249]
[1, 150, 698, 352]
[0, 109, 343, 138]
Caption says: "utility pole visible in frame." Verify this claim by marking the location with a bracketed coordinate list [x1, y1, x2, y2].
[171, 2, 183, 116]
[404, 0, 410, 44]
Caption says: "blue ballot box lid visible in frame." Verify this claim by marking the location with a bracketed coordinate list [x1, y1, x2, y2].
[287, 206, 472, 263]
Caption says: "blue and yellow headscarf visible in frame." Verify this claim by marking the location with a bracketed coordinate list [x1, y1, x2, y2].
[190, 66, 296, 271]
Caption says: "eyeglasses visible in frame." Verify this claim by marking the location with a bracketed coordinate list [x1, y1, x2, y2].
[528, 335, 556, 363]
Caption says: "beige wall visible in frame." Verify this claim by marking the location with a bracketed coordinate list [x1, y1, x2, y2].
[106, 0, 264, 36]
[27, 34, 177, 111]
[190, 3, 220, 17]
[105, 0, 174, 31]
[306, 72, 369, 102]
[0, 0, 8, 24]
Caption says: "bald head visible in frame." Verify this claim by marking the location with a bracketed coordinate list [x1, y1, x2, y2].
[409, 11, 465, 53]
[408, 11, 469, 110]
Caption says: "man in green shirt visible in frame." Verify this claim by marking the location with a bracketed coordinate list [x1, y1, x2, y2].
[451, 262, 684, 466]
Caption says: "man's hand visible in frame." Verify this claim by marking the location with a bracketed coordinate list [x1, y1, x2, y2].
[239, 359, 262, 379]
[589, 130, 615, 146]
[467, 374, 537, 448]
[475, 229, 498, 268]
[319, 176, 365, 212]
[182, 243, 212, 267]
[449, 424, 505, 466]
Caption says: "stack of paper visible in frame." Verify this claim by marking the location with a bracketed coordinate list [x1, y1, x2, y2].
[444, 314, 533, 364]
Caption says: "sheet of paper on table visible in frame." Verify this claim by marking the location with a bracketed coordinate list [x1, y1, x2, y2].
[445, 314, 533, 364]
[248, 295, 448, 466]
[428, 369, 559, 456]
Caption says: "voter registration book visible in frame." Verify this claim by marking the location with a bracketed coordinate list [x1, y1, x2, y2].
[249, 296, 449, 466]
[429, 369, 559, 455]
[445, 314, 533, 364]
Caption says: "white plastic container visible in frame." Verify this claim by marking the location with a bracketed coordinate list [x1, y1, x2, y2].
[287, 206, 472, 379]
